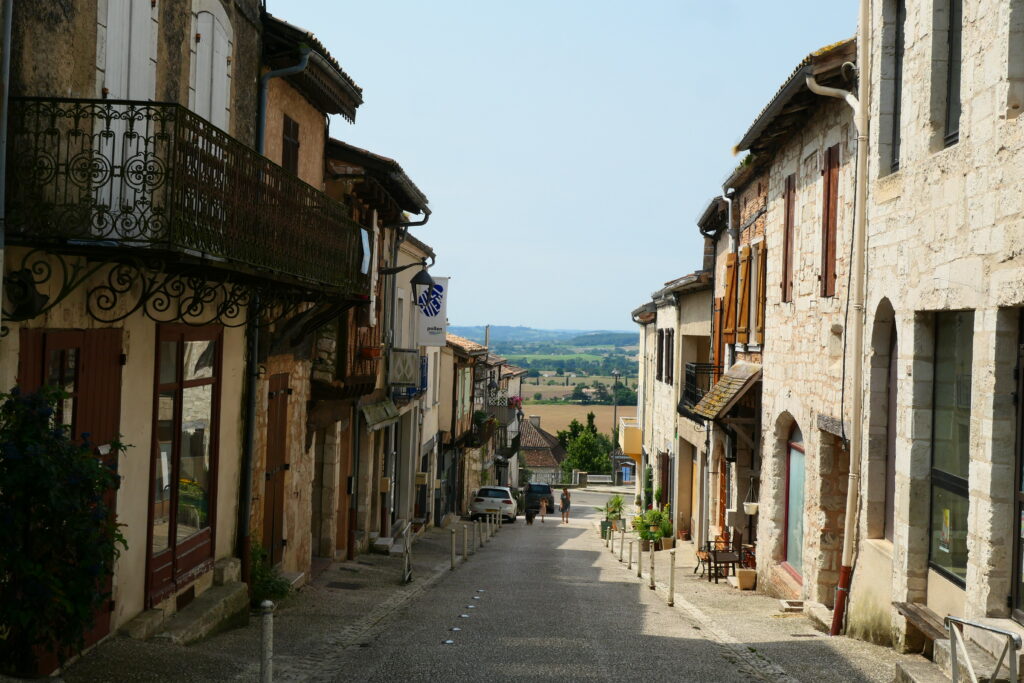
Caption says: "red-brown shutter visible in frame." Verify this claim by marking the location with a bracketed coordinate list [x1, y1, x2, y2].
[17, 328, 45, 392]
[713, 298, 724, 381]
[756, 246, 768, 345]
[722, 253, 738, 344]
[821, 144, 840, 297]
[737, 246, 751, 344]
[782, 174, 796, 303]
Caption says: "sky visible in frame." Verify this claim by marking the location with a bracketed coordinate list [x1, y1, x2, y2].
[267, 1, 858, 331]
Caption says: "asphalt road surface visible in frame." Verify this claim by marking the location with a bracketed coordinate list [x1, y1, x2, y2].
[317, 489, 752, 682]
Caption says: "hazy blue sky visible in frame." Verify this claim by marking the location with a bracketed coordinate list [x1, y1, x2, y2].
[267, 1, 857, 331]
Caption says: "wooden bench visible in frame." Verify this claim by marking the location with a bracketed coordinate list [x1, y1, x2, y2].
[893, 601, 947, 654]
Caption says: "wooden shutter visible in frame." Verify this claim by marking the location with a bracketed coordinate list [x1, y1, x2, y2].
[821, 144, 840, 297]
[722, 253, 738, 344]
[782, 174, 796, 302]
[282, 116, 300, 176]
[666, 330, 674, 385]
[756, 245, 768, 345]
[656, 329, 664, 381]
[712, 298, 724, 381]
[737, 246, 751, 344]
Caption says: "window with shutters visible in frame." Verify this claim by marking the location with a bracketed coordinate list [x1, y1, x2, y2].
[656, 329, 664, 382]
[665, 330, 674, 385]
[821, 145, 840, 297]
[190, 2, 233, 131]
[713, 297, 724, 381]
[755, 243, 768, 345]
[282, 116, 300, 176]
[737, 246, 751, 344]
[782, 174, 796, 303]
[886, 0, 907, 172]
[722, 252, 738, 344]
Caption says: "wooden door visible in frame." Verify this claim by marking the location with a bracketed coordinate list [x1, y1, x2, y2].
[263, 373, 290, 566]
[18, 328, 123, 646]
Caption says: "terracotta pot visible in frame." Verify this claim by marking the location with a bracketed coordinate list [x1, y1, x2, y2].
[661, 537, 675, 550]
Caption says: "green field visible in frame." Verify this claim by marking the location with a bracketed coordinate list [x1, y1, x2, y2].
[506, 353, 606, 362]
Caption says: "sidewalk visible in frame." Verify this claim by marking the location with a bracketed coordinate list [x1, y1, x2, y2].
[589, 518, 918, 682]
[57, 523, 489, 682]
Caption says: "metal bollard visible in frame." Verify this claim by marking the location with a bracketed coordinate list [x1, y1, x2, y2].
[637, 542, 642, 578]
[668, 549, 676, 606]
[477, 520, 484, 548]
[450, 528, 456, 570]
[464, 524, 470, 559]
[627, 540, 633, 570]
[619, 527, 625, 562]
[260, 600, 274, 683]
[649, 543, 655, 589]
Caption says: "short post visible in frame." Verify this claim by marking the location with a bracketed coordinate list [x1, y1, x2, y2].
[627, 540, 633, 570]
[450, 528, 456, 570]
[636, 542, 642, 578]
[619, 527, 625, 562]
[609, 528, 614, 553]
[648, 543, 655, 589]
[402, 525, 412, 583]
[477, 520, 483, 548]
[668, 549, 676, 606]
[463, 524, 470, 559]
[260, 600, 274, 683]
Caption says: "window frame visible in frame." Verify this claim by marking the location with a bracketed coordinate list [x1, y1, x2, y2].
[782, 174, 796, 303]
[943, 0, 963, 147]
[927, 310, 972, 587]
[783, 423, 805, 581]
[820, 144, 840, 298]
[890, 0, 906, 171]
[282, 114, 300, 175]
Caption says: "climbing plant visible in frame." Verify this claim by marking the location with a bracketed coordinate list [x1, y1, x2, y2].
[0, 387, 127, 675]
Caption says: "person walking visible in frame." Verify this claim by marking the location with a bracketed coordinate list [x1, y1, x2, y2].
[560, 487, 571, 524]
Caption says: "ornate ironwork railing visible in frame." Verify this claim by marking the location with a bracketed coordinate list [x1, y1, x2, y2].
[6, 97, 369, 296]
[681, 362, 719, 412]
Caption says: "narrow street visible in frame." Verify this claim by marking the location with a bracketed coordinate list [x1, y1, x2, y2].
[288, 489, 907, 682]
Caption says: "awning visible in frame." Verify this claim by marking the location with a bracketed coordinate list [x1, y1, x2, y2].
[361, 399, 400, 431]
[693, 362, 762, 420]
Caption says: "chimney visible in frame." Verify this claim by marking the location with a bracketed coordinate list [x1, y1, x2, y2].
[484, 324, 490, 348]
[529, 415, 540, 428]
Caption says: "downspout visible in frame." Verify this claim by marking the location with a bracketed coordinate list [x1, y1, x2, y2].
[239, 47, 314, 584]
[0, 0, 14, 331]
[722, 189, 736, 368]
[806, 0, 871, 636]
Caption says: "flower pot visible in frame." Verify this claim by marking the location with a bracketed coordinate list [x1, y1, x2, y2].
[736, 568, 757, 590]
[661, 537, 674, 550]
[743, 502, 759, 516]
[640, 539, 651, 552]
[600, 520, 612, 539]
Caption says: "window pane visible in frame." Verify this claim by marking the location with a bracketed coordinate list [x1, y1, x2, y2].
[177, 384, 213, 541]
[159, 340, 179, 384]
[933, 311, 972, 479]
[152, 392, 175, 554]
[930, 484, 968, 581]
[184, 339, 216, 381]
[787, 444, 806, 574]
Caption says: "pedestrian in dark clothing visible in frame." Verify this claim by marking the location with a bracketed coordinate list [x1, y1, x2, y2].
[560, 487, 571, 524]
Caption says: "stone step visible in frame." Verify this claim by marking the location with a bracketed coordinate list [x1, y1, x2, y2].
[372, 536, 394, 554]
[154, 582, 249, 645]
[895, 655, 948, 683]
[935, 636, 1013, 683]
[965, 618, 1024, 676]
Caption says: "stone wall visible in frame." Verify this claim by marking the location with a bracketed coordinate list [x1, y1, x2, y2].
[857, 0, 1024, 640]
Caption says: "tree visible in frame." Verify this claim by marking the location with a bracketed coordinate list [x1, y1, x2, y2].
[571, 382, 588, 402]
[561, 430, 612, 478]
[556, 418, 585, 451]
[533, 392, 542, 401]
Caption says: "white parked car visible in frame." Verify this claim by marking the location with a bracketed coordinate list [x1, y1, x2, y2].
[469, 486, 517, 523]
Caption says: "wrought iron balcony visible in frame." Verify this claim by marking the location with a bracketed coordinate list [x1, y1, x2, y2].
[679, 362, 720, 419]
[5, 97, 370, 297]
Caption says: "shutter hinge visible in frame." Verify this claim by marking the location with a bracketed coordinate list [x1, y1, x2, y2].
[119, 353, 127, 366]
[281, 539, 287, 547]
[282, 463, 290, 471]
[285, 387, 293, 395]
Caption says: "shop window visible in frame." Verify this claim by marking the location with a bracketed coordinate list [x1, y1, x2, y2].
[928, 310, 973, 584]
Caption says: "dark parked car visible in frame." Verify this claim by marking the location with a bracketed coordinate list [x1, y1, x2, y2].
[523, 483, 555, 515]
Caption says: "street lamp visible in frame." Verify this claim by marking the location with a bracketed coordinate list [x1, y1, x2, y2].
[611, 370, 621, 446]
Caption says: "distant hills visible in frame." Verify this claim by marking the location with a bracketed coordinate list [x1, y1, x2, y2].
[449, 325, 637, 346]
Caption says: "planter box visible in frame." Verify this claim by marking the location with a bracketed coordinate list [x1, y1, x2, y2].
[600, 520, 612, 539]
[661, 537, 674, 550]
[736, 568, 757, 590]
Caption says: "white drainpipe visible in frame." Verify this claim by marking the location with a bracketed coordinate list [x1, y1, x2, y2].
[805, 0, 871, 636]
